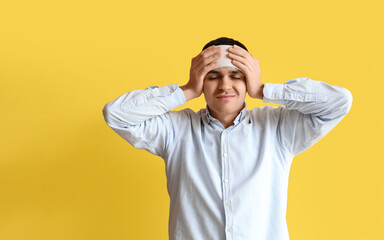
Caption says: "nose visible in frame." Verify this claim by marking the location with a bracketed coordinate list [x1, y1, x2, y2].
[218, 76, 232, 91]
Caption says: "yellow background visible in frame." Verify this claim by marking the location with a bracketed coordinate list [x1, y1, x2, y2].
[0, 0, 383, 239]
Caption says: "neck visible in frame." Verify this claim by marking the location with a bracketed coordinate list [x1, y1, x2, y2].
[208, 104, 245, 129]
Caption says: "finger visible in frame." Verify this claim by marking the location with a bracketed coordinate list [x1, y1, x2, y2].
[197, 49, 221, 68]
[228, 52, 251, 72]
[227, 45, 251, 60]
[227, 45, 245, 54]
[196, 46, 220, 65]
[198, 60, 220, 77]
[195, 45, 221, 64]
[227, 52, 244, 62]
[195, 49, 222, 71]
[231, 59, 250, 74]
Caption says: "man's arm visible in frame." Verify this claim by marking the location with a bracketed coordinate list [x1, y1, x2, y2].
[102, 45, 223, 157]
[102, 84, 186, 157]
[263, 77, 353, 156]
[227, 45, 353, 156]
[180, 45, 222, 101]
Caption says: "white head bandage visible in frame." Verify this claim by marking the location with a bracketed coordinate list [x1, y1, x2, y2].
[211, 44, 244, 74]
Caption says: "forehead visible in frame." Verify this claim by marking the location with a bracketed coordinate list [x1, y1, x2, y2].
[207, 67, 243, 75]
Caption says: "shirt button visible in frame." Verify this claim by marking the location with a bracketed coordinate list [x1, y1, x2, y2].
[223, 153, 228, 158]
[224, 178, 229, 183]
[226, 201, 231, 206]
[222, 131, 226, 136]
[299, 95, 303, 99]
[227, 227, 232, 232]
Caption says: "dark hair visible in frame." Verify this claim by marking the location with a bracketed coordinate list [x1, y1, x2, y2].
[202, 37, 248, 52]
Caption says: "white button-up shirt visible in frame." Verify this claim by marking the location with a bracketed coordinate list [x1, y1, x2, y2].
[102, 77, 353, 240]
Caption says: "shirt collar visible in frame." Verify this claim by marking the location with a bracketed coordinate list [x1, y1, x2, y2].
[202, 102, 247, 127]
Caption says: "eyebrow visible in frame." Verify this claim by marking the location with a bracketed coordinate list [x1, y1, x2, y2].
[207, 70, 242, 74]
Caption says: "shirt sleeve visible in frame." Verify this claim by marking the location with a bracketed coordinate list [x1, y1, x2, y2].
[102, 83, 186, 158]
[262, 77, 353, 156]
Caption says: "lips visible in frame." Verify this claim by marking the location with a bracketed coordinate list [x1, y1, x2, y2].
[216, 94, 236, 99]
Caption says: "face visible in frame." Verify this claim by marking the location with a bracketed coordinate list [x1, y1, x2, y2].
[203, 67, 246, 118]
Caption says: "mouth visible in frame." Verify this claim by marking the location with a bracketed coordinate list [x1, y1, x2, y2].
[216, 94, 236, 100]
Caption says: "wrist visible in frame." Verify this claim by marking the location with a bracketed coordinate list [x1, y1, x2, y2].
[180, 85, 198, 101]
[248, 84, 264, 99]
[255, 84, 264, 100]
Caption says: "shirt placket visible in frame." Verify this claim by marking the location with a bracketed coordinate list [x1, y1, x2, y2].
[221, 129, 233, 239]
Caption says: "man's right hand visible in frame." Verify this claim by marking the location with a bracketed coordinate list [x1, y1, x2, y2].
[180, 45, 222, 101]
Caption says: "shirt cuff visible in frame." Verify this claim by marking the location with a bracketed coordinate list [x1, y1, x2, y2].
[262, 83, 285, 105]
[165, 83, 187, 110]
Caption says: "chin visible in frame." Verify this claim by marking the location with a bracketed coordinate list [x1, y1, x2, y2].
[216, 106, 239, 114]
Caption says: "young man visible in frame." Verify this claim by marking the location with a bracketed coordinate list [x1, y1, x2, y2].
[102, 37, 353, 240]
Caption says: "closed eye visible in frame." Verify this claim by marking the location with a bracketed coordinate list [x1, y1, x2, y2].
[208, 76, 242, 80]
[209, 77, 241, 79]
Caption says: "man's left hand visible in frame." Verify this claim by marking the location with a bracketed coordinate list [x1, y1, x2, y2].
[227, 45, 264, 99]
